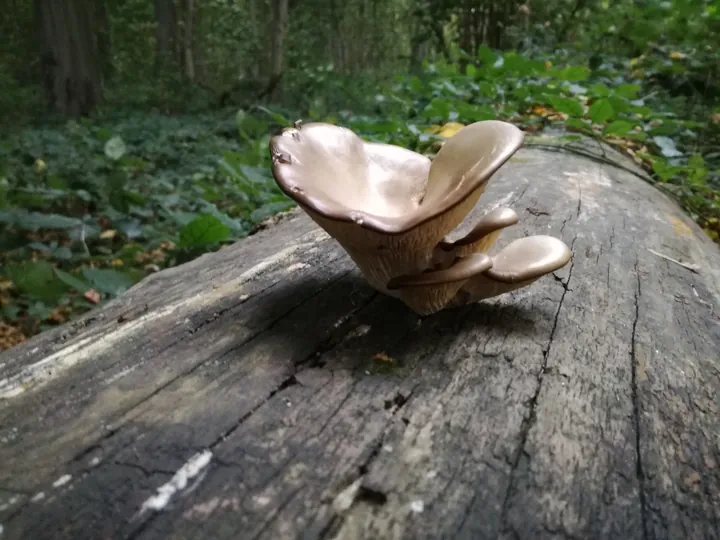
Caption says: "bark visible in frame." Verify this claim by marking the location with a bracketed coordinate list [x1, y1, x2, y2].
[35, 0, 103, 117]
[183, 0, 195, 82]
[154, 0, 179, 73]
[269, 0, 289, 100]
[1, 138, 719, 540]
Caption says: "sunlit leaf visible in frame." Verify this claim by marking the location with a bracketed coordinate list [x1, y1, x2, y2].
[603, 120, 634, 136]
[178, 214, 231, 248]
[589, 99, 614, 124]
[104, 136, 127, 161]
[614, 84, 641, 99]
[548, 95, 584, 117]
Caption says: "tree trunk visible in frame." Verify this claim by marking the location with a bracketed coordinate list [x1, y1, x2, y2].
[94, 0, 112, 83]
[154, 0, 179, 73]
[35, 0, 103, 117]
[269, 0, 288, 101]
[183, 0, 195, 82]
[1, 137, 719, 540]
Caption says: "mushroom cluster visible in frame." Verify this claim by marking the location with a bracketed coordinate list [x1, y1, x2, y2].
[269, 120, 571, 315]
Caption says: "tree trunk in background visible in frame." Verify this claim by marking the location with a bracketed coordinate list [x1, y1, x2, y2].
[183, 0, 195, 82]
[269, 0, 288, 101]
[154, 0, 179, 73]
[94, 0, 112, 83]
[35, 0, 103, 117]
[193, 5, 206, 82]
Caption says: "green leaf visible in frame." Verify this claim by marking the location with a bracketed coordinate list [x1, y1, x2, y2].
[0, 209, 82, 231]
[477, 45, 496, 66]
[178, 214, 231, 248]
[54, 268, 92, 293]
[608, 97, 629, 114]
[548, 95, 584, 117]
[104, 136, 127, 161]
[588, 99, 615, 124]
[81, 268, 134, 295]
[589, 84, 611, 97]
[603, 120, 634, 136]
[615, 84, 641, 99]
[558, 66, 590, 81]
[250, 201, 296, 224]
[4, 261, 67, 301]
[565, 118, 589, 130]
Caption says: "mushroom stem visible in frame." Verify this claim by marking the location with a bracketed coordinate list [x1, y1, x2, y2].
[386, 253, 493, 315]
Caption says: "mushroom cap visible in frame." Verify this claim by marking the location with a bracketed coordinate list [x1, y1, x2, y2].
[386, 253, 493, 289]
[484, 235, 572, 284]
[269, 120, 524, 235]
[440, 206, 519, 250]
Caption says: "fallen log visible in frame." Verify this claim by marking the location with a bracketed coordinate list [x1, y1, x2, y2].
[0, 137, 719, 540]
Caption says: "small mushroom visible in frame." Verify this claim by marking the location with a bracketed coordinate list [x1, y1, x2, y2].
[451, 235, 572, 305]
[268, 120, 571, 315]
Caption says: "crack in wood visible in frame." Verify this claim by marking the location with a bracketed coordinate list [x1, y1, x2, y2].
[631, 258, 649, 540]
[499, 233, 577, 534]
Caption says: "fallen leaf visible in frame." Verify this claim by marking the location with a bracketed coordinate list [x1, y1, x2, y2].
[437, 122, 465, 138]
[373, 352, 394, 363]
[711, 113, 720, 125]
[84, 289, 101, 304]
[669, 51, 687, 60]
[34, 159, 47, 173]
[100, 229, 118, 240]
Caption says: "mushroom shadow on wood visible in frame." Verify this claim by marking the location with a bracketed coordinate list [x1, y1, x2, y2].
[216, 273, 547, 372]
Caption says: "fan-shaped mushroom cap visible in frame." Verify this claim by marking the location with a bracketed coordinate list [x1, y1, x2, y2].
[269, 120, 524, 235]
[454, 235, 572, 303]
[269, 120, 524, 295]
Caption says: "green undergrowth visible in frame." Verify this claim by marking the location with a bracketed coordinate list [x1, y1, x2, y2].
[1, 48, 718, 346]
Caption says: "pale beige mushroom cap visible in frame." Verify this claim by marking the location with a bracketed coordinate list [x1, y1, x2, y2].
[269, 120, 524, 235]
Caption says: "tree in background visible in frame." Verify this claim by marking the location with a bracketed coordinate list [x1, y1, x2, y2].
[35, 0, 105, 117]
[0, 0, 716, 120]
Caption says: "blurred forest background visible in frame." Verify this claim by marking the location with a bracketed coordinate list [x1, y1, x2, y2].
[1, 0, 719, 349]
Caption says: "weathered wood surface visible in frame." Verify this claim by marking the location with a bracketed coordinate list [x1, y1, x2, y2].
[1, 139, 719, 540]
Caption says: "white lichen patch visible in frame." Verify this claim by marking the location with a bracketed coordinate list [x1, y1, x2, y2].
[253, 495, 272, 508]
[0, 496, 20, 512]
[31, 492, 45, 502]
[344, 325, 371, 342]
[182, 496, 242, 520]
[140, 449, 213, 514]
[104, 365, 138, 385]
[285, 262, 309, 274]
[332, 478, 363, 513]
[410, 500, 425, 513]
[52, 474, 72, 488]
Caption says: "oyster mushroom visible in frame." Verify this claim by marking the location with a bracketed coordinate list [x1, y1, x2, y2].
[268, 120, 571, 315]
[390, 235, 572, 314]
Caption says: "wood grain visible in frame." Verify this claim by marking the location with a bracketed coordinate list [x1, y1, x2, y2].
[1, 139, 718, 540]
